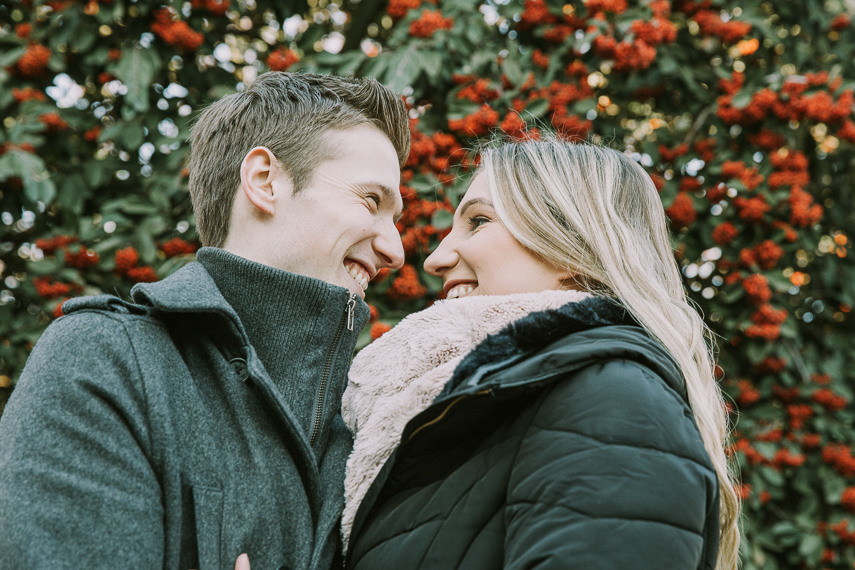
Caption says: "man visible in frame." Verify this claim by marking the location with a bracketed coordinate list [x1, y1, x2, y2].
[0, 72, 410, 570]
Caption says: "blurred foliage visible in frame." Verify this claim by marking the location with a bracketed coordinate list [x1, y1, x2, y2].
[2, 0, 855, 566]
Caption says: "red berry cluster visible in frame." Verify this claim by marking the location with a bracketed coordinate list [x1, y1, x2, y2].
[409, 10, 454, 39]
[267, 48, 300, 72]
[151, 9, 204, 52]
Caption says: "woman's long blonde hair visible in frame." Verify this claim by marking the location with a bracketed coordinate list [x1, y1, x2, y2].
[480, 138, 740, 570]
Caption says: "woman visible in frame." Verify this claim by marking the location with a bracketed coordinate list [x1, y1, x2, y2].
[340, 139, 739, 570]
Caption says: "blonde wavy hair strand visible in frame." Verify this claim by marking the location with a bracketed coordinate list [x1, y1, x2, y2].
[479, 138, 740, 570]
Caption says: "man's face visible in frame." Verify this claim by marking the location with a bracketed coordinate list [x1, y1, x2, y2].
[264, 124, 405, 299]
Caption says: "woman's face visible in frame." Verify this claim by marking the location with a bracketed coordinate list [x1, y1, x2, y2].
[424, 173, 570, 299]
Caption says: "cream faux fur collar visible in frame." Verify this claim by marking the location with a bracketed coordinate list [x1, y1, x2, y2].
[340, 289, 591, 549]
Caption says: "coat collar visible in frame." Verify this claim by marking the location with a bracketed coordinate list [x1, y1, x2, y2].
[439, 295, 686, 402]
[131, 261, 240, 318]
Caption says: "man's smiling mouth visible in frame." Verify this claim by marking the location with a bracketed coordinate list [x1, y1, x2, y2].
[344, 259, 370, 290]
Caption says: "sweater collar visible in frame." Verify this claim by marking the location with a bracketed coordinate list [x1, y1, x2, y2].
[133, 248, 371, 442]
[194, 247, 371, 434]
[131, 249, 370, 338]
[194, 246, 365, 342]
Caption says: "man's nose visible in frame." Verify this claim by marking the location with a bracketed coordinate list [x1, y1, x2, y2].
[375, 223, 405, 270]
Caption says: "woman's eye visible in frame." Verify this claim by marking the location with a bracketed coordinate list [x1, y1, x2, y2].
[468, 216, 489, 230]
[368, 194, 381, 207]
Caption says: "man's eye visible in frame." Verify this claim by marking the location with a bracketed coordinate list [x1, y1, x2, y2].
[368, 194, 381, 206]
[468, 216, 489, 230]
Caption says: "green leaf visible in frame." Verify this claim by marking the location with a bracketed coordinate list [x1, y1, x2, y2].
[721, 286, 745, 304]
[524, 98, 550, 119]
[135, 229, 158, 264]
[746, 341, 772, 364]
[446, 96, 480, 120]
[337, 52, 367, 76]
[119, 197, 160, 215]
[420, 51, 443, 83]
[58, 174, 89, 214]
[571, 98, 597, 115]
[384, 47, 423, 93]
[410, 172, 440, 195]
[83, 161, 108, 189]
[361, 55, 387, 81]
[421, 272, 444, 294]
[0, 46, 27, 68]
[139, 215, 168, 236]
[501, 57, 523, 86]
[114, 47, 160, 113]
[90, 236, 131, 255]
[759, 466, 785, 487]
[464, 23, 483, 45]
[659, 56, 679, 75]
[26, 259, 62, 276]
[157, 254, 195, 278]
[431, 209, 454, 230]
[766, 271, 792, 292]
[731, 91, 753, 110]
[69, 20, 97, 53]
[779, 319, 798, 340]
[119, 123, 146, 150]
[797, 534, 823, 563]
[821, 470, 846, 503]
[0, 150, 55, 204]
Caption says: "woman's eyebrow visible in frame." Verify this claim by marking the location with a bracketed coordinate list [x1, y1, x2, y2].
[457, 198, 494, 218]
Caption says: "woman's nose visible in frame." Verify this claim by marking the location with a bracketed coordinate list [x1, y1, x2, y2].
[424, 231, 459, 277]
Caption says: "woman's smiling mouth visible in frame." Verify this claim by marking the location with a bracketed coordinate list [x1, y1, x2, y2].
[445, 282, 478, 299]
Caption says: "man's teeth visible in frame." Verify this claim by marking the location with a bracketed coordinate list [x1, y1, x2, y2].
[347, 264, 369, 290]
[446, 284, 475, 299]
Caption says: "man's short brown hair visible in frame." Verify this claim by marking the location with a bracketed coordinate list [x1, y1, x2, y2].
[188, 72, 411, 247]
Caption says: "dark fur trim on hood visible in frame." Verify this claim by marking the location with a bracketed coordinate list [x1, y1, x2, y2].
[442, 296, 636, 396]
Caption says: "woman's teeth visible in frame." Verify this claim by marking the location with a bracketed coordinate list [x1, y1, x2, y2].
[446, 284, 475, 299]
[347, 263, 369, 290]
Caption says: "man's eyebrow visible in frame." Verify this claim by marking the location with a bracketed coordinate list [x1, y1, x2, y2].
[457, 198, 494, 219]
[362, 182, 404, 223]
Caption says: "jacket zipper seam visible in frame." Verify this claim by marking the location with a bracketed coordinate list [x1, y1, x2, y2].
[309, 294, 357, 447]
[403, 389, 490, 445]
[347, 388, 490, 568]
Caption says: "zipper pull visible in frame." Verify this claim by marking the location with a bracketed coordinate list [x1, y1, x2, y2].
[346, 295, 357, 331]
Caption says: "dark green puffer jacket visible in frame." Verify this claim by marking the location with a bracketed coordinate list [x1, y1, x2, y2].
[346, 297, 720, 570]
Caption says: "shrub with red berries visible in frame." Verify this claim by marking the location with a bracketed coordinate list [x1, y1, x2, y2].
[1, 1, 854, 566]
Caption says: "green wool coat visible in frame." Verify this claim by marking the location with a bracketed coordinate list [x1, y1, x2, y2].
[0, 261, 368, 570]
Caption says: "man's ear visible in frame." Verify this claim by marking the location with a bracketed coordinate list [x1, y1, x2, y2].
[240, 147, 288, 217]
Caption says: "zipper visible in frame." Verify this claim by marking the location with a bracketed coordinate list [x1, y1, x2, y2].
[403, 389, 490, 445]
[346, 388, 492, 568]
[346, 295, 357, 331]
[309, 294, 358, 447]
[405, 396, 465, 444]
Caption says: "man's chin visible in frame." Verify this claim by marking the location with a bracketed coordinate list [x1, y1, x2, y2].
[343, 281, 365, 299]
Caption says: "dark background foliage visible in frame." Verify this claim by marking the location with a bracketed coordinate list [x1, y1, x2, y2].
[1, 0, 854, 567]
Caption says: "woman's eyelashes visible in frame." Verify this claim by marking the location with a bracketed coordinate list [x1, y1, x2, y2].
[467, 215, 490, 231]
